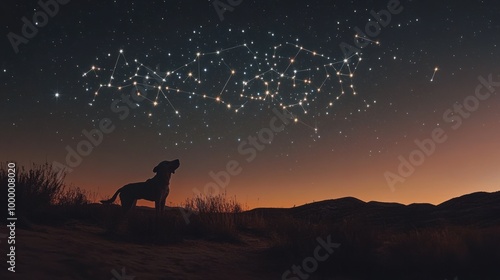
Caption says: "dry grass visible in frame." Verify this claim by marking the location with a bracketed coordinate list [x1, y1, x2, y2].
[183, 192, 244, 242]
[0, 162, 92, 222]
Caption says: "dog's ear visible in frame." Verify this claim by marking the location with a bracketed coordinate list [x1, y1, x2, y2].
[153, 165, 159, 173]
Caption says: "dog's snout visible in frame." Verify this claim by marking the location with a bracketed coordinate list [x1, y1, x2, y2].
[153, 159, 180, 173]
[171, 159, 180, 173]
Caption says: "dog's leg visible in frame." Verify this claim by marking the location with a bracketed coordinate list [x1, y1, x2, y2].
[160, 196, 167, 213]
[120, 193, 136, 213]
[155, 200, 160, 221]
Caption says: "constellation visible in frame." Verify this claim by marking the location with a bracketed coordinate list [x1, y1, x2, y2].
[430, 67, 439, 82]
[82, 41, 369, 130]
[355, 34, 380, 46]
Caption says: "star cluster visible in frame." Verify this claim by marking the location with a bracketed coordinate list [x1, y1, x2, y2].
[83, 41, 371, 134]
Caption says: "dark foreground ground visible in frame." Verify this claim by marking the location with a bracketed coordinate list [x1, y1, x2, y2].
[1, 191, 500, 279]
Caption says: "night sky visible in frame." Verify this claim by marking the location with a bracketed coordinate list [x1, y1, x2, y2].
[2, 0, 500, 209]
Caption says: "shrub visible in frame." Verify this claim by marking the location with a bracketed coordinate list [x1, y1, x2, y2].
[0, 162, 91, 222]
[183, 192, 244, 241]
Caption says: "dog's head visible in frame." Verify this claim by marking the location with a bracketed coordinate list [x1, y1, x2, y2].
[153, 159, 180, 174]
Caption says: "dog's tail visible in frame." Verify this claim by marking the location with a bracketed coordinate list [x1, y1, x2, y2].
[100, 188, 121, 204]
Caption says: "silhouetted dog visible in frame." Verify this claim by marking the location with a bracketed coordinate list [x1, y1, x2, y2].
[101, 159, 180, 218]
